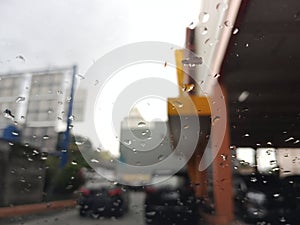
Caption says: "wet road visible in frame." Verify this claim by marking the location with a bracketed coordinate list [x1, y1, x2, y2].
[1, 192, 250, 225]
[2, 192, 146, 225]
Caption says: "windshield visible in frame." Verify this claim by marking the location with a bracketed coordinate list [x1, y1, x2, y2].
[1, 1, 300, 225]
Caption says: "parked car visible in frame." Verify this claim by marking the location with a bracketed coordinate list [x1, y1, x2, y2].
[78, 178, 129, 218]
[144, 173, 198, 225]
[234, 174, 299, 223]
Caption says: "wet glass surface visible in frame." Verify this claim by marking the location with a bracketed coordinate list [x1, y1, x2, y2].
[1, 1, 300, 225]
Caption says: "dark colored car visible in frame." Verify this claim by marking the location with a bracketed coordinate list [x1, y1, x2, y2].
[234, 174, 300, 224]
[78, 179, 129, 218]
[144, 173, 198, 225]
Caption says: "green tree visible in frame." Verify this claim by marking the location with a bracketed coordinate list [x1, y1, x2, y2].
[44, 134, 91, 199]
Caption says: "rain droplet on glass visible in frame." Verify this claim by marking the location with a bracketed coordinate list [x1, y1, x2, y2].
[232, 28, 239, 35]
[16, 55, 25, 62]
[230, 145, 237, 150]
[69, 115, 75, 121]
[66, 97, 72, 102]
[214, 74, 221, 79]
[16, 96, 25, 103]
[199, 12, 210, 23]
[76, 73, 85, 80]
[266, 149, 272, 155]
[91, 159, 99, 163]
[138, 121, 146, 128]
[158, 155, 164, 161]
[33, 150, 39, 155]
[213, 116, 220, 124]
[216, 2, 228, 12]
[3, 109, 14, 119]
[273, 193, 280, 198]
[141, 142, 146, 148]
[238, 91, 249, 102]
[41, 155, 48, 160]
[199, 26, 208, 35]
[204, 38, 211, 45]
[294, 12, 300, 21]
[146, 211, 156, 216]
[285, 137, 294, 142]
[43, 135, 49, 140]
[182, 84, 195, 93]
[123, 139, 131, 145]
[174, 101, 183, 108]
[75, 139, 86, 145]
[221, 154, 227, 161]
[280, 217, 286, 223]
[224, 20, 234, 28]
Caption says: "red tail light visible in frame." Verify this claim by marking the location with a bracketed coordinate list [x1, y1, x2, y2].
[80, 188, 91, 196]
[108, 188, 122, 196]
[145, 186, 156, 193]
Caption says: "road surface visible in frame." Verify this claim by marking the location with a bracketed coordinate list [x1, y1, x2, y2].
[1, 192, 248, 225]
[1, 192, 146, 225]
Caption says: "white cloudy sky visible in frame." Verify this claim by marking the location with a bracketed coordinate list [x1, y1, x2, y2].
[0, 0, 202, 154]
[0, 0, 200, 75]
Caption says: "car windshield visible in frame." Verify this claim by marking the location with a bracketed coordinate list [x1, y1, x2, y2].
[1, 1, 300, 225]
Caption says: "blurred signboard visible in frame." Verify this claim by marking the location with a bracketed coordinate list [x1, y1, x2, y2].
[0, 67, 85, 152]
[277, 148, 300, 177]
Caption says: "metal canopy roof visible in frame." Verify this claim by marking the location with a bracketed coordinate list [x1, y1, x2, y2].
[222, 0, 300, 148]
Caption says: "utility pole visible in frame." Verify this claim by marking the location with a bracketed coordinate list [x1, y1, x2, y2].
[60, 65, 77, 168]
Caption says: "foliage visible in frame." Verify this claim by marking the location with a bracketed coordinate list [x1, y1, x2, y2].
[44, 134, 91, 199]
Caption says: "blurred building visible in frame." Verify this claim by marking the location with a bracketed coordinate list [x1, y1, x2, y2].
[0, 67, 86, 152]
[117, 108, 188, 185]
[119, 108, 173, 167]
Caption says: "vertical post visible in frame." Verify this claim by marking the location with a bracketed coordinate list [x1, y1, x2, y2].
[60, 65, 77, 168]
[211, 83, 233, 225]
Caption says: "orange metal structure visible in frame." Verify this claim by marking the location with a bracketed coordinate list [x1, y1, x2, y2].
[167, 42, 234, 225]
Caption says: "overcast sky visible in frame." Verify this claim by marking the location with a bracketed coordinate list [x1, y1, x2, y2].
[0, 0, 201, 155]
[0, 0, 200, 75]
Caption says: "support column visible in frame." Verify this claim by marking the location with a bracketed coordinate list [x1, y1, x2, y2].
[206, 84, 234, 225]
